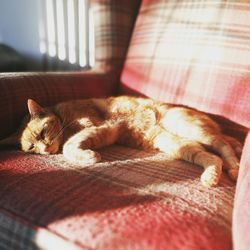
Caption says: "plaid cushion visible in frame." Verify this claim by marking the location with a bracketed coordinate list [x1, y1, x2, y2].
[233, 131, 250, 250]
[120, 0, 250, 127]
[92, 0, 141, 74]
[0, 146, 236, 249]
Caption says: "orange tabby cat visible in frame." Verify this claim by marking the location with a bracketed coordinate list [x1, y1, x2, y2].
[1, 96, 242, 187]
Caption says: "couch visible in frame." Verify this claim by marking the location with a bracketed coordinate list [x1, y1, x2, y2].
[0, 0, 249, 249]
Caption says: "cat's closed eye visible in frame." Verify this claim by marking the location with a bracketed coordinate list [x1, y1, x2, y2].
[40, 128, 45, 139]
[28, 144, 34, 151]
[36, 127, 46, 141]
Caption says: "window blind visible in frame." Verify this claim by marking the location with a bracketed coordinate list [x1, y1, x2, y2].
[39, 0, 94, 70]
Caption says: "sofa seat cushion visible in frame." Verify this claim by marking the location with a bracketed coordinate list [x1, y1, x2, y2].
[120, 0, 250, 127]
[0, 145, 236, 250]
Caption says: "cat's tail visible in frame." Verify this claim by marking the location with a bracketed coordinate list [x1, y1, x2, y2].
[0, 133, 20, 150]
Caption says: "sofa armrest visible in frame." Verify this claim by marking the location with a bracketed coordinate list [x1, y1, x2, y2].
[233, 131, 250, 250]
[0, 72, 115, 139]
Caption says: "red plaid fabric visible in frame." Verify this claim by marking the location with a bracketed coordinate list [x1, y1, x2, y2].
[120, 0, 250, 127]
[92, 0, 141, 74]
[0, 146, 236, 249]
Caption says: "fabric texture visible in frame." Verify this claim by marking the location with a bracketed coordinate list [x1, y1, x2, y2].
[233, 131, 250, 250]
[0, 145, 236, 250]
[120, 0, 250, 127]
[92, 0, 141, 74]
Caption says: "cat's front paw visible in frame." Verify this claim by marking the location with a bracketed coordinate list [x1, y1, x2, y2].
[63, 148, 101, 165]
[200, 164, 222, 187]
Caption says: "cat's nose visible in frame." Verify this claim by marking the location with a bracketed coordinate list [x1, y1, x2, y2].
[37, 141, 58, 154]
[44, 145, 51, 153]
[44, 144, 58, 154]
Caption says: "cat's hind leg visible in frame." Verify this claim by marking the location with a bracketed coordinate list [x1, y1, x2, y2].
[63, 121, 120, 165]
[153, 131, 223, 187]
[222, 135, 243, 159]
[161, 109, 241, 181]
[174, 133, 241, 181]
[169, 131, 241, 181]
[201, 134, 240, 181]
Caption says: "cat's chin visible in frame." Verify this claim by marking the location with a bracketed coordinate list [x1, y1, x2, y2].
[39, 142, 60, 155]
[45, 147, 58, 155]
[39, 150, 57, 155]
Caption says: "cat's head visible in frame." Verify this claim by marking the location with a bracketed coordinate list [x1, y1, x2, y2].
[1, 99, 62, 155]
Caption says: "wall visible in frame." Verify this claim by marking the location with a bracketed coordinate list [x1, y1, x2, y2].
[0, 0, 44, 70]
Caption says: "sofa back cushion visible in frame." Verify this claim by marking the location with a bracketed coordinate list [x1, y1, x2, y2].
[120, 0, 250, 127]
[92, 0, 141, 74]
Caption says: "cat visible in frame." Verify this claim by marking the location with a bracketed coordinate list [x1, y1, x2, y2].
[0, 96, 242, 187]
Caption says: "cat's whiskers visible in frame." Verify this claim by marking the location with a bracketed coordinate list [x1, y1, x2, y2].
[50, 119, 77, 145]
[44, 117, 67, 146]
[50, 117, 68, 141]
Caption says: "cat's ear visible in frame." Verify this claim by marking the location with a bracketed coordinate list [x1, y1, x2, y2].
[0, 133, 19, 147]
[27, 99, 45, 117]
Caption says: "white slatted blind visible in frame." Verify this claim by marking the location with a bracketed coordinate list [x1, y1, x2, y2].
[39, 0, 94, 70]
